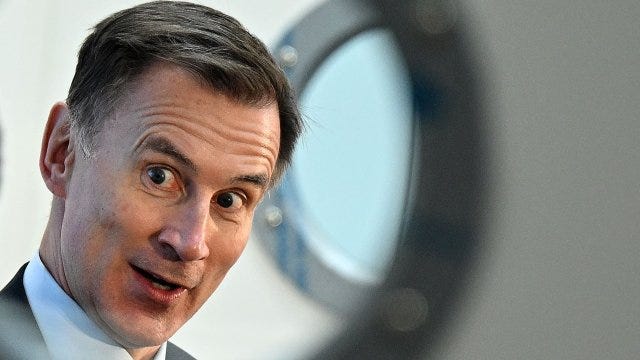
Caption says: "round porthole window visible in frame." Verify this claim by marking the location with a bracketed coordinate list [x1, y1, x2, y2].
[258, 26, 413, 313]
[253, 0, 485, 358]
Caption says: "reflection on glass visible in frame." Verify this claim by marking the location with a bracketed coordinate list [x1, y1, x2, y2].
[292, 29, 412, 286]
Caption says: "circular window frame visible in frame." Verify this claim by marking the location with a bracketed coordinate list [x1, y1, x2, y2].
[253, 0, 486, 358]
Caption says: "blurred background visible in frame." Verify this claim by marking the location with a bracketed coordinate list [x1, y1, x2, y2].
[0, 0, 638, 359]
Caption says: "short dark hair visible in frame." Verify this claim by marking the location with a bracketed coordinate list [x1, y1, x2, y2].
[67, 0, 301, 185]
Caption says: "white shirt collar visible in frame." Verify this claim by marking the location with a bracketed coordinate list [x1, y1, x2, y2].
[23, 253, 167, 360]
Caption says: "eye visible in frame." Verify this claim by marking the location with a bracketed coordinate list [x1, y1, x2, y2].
[215, 192, 244, 210]
[147, 167, 168, 184]
[144, 166, 179, 191]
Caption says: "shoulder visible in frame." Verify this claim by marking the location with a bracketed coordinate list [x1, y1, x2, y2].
[0, 263, 28, 301]
[166, 341, 197, 360]
[0, 264, 50, 359]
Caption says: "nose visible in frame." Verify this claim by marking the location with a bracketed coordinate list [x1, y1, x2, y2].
[158, 199, 211, 261]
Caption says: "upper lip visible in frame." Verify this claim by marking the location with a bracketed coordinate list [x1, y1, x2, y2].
[131, 263, 197, 290]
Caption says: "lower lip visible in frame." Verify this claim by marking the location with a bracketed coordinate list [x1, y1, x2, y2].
[131, 266, 186, 306]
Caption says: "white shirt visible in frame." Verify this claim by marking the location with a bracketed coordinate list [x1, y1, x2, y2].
[23, 253, 167, 360]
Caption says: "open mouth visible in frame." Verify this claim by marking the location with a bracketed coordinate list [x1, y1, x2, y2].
[132, 265, 180, 291]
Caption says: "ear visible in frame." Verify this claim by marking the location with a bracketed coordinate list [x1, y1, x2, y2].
[39, 102, 75, 198]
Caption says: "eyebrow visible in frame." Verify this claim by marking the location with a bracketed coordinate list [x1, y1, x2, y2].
[138, 136, 271, 190]
[231, 174, 270, 191]
[138, 136, 198, 173]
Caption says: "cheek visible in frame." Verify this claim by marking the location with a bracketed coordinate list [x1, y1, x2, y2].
[68, 203, 120, 263]
[65, 189, 143, 267]
[59, 199, 120, 302]
[109, 180, 165, 236]
[206, 224, 252, 275]
[227, 220, 253, 254]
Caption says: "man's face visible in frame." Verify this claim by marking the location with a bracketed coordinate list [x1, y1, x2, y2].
[58, 63, 280, 348]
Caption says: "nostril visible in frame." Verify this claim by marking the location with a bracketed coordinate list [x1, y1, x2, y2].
[159, 242, 181, 262]
[156, 228, 183, 261]
[156, 226, 209, 261]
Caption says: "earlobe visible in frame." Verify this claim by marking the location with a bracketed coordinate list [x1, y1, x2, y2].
[40, 102, 75, 198]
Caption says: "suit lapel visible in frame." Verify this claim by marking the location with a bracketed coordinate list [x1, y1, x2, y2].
[0, 263, 51, 359]
[166, 341, 197, 360]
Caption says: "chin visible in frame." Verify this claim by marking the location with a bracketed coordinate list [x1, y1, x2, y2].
[98, 307, 181, 349]
[112, 325, 175, 349]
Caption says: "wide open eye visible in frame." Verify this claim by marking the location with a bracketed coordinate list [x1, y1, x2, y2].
[144, 166, 178, 190]
[215, 191, 244, 210]
[147, 167, 167, 184]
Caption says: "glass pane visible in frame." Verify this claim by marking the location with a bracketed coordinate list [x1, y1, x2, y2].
[293, 29, 413, 284]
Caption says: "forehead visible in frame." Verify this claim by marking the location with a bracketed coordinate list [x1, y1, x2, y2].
[99, 62, 281, 179]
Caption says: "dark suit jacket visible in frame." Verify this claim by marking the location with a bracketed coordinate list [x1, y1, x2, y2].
[0, 264, 196, 359]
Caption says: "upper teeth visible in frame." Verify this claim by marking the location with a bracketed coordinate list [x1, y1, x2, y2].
[151, 280, 173, 291]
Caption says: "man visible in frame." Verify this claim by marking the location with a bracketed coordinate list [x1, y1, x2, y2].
[0, 1, 302, 359]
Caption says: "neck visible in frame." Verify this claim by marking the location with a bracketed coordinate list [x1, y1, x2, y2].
[39, 197, 72, 296]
